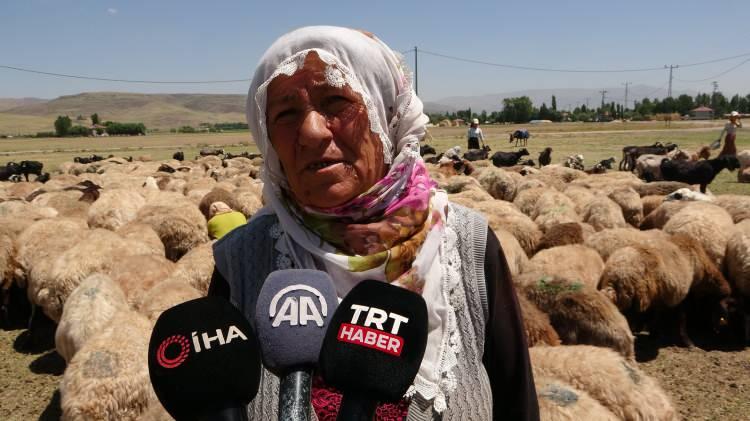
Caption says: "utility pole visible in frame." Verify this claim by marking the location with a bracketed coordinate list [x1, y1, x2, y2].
[599, 90, 608, 120]
[622, 81, 631, 110]
[664, 64, 678, 98]
[585, 97, 590, 109]
[414, 46, 418, 96]
[711, 81, 718, 113]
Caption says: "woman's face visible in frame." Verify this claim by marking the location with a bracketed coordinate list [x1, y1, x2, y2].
[266, 53, 386, 208]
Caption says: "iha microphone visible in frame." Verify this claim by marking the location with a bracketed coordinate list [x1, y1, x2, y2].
[254, 269, 338, 421]
[319, 280, 428, 421]
[148, 296, 261, 421]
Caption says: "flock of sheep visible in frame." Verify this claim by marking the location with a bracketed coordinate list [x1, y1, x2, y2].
[0, 146, 748, 420]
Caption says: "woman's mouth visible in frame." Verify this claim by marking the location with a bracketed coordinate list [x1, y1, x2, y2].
[306, 160, 344, 171]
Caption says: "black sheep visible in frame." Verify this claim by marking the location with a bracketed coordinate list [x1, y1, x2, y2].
[419, 144, 436, 157]
[491, 148, 529, 167]
[538, 147, 552, 167]
[424, 153, 443, 165]
[660, 155, 740, 193]
[173, 151, 185, 161]
[19, 160, 43, 181]
[36, 172, 51, 183]
[462, 145, 491, 161]
[0, 162, 21, 181]
[598, 157, 616, 170]
[619, 141, 665, 170]
[623, 143, 677, 171]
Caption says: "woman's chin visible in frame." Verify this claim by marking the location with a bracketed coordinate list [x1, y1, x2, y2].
[296, 182, 362, 209]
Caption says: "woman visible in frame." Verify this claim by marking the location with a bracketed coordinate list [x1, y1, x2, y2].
[712, 110, 742, 156]
[207, 201, 247, 240]
[209, 26, 538, 420]
[467, 118, 484, 150]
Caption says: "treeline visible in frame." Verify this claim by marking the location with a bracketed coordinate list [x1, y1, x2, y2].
[49, 114, 146, 137]
[169, 122, 249, 133]
[428, 91, 750, 124]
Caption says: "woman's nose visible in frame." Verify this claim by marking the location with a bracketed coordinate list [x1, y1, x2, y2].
[298, 110, 333, 147]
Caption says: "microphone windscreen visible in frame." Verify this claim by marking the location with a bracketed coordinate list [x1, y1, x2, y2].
[148, 296, 260, 420]
[319, 280, 428, 402]
[254, 269, 338, 375]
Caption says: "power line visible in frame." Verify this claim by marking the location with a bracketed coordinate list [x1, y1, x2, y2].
[0, 65, 250, 84]
[674, 57, 750, 83]
[665, 64, 678, 97]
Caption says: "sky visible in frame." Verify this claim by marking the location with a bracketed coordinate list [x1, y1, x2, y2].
[2, 0, 749, 102]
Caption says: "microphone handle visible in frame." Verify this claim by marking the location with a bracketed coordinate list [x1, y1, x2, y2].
[279, 370, 312, 421]
[337, 392, 377, 421]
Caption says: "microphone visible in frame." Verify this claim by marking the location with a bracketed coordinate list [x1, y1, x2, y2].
[148, 296, 261, 421]
[254, 269, 339, 421]
[319, 280, 428, 421]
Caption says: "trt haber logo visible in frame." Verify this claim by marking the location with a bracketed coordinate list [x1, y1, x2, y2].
[269, 284, 328, 327]
[155, 325, 248, 369]
[336, 304, 409, 356]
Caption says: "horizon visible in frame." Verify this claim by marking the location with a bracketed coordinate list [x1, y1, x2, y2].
[2, 0, 749, 103]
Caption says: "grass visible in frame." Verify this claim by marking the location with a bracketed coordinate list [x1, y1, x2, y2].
[0, 123, 746, 195]
[0, 113, 53, 135]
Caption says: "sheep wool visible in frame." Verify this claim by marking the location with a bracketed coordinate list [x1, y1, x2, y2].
[535, 375, 619, 421]
[607, 187, 643, 227]
[517, 294, 561, 347]
[521, 245, 604, 290]
[137, 279, 202, 321]
[726, 220, 750, 296]
[713, 194, 750, 224]
[477, 167, 519, 202]
[87, 189, 146, 231]
[529, 345, 678, 421]
[137, 202, 209, 261]
[106, 254, 176, 307]
[472, 200, 542, 256]
[164, 240, 216, 295]
[55, 274, 129, 363]
[531, 190, 581, 233]
[581, 195, 628, 232]
[662, 202, 734, 268]
[536, 223, 594, 252]
[60, 310, 157, 421]
[584, 228, 668, 262]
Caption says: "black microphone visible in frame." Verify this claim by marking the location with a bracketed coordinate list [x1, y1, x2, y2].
[319, 280, 428, 421]
[254, 269, 339, 421]
[148, 296, 261, 421]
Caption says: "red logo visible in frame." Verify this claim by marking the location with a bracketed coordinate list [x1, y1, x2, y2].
[337, 323, 404, 356]
[156, 335, 190, 369]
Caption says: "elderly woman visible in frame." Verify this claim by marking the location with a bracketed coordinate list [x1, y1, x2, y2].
[712, 110, 742, 156]
[209, 26, 538, 420]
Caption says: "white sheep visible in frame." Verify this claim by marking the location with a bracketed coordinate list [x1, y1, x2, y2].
[87, 189, 147, 231]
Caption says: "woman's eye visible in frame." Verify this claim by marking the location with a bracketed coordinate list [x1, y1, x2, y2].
[323, 96, 351, 113]
[273, 109, 298, 123]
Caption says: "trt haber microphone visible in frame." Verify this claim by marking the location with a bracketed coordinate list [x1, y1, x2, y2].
[148, 296, 261, 421]
[319, 279, 428, 421]
[254, 269, 338, 421]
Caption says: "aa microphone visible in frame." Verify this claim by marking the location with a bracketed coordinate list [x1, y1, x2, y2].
[148, 296, 261, 421]
[254, 269, 338, 421]
[319, 280, 428, 421]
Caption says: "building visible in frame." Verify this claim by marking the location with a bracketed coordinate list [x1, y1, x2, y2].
[690, 106, 714, 120]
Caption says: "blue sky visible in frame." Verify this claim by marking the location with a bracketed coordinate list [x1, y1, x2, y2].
[1, 0, 749, 101]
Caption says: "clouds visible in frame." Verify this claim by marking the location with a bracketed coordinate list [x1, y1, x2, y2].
[107, 8, 118, 16]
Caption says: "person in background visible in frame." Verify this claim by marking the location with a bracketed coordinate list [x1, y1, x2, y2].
[207, 201, 247, 240]
[467, 118, 484, 150]
[711, 110, 742, 156]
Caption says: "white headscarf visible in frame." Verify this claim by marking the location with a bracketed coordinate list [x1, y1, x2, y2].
[247, 26, 460, 411]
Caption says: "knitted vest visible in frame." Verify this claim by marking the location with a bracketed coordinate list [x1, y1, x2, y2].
[212, 204, 492, 420]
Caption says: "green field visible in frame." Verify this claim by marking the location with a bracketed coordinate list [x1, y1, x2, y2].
[0, 121, 747, 195]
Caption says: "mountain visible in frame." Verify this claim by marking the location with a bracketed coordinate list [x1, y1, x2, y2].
[1, 92, 247, 130]
[0, 97, 48, 112]
[426, 85, 699, 112]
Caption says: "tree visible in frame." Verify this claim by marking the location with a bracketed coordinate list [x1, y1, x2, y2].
[54, 115, 72, 137]
[91, 113, 100, 125]
[502, 96, 534, 123]
[551, 95, 557, 111]
[676, 94, 694, 115]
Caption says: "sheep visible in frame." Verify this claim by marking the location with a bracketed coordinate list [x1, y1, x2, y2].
[536, 222, 594, 252]
[513, 187, 549, 217]
[106, 254, 176, 307]
[471, 200, 542, 256]
[448, 188, 494, 204]
[494, 228, 528, 278]
[519, 276, 634, 359]
[635, 154, 667, 181]
[491, 148, 529, 167]
[535, 375, 619, 421]
[517, 294, 561, 347]
[163, 241, 215, 295]
[137, 202, 209, 261]
[690, 145, 711, 161]
[15, 218, 89, 288]
[539, 164, 587, 184]
[639, 201, 689, 230]
[618, 141, 665, 170]
[623, 143, 678, 172]
[521, 244, 604, 289]
[538, 147, 552, 168]
[740, 167, 750, 183]
[54, 274, 129, 363]
[725, 220, 750, 297]
[463, 145, 492, 161]
[584, 227, 669, 262]
[438, 175, 483, 194]
[531, 190, 581, 233]
[5, 181, 40, 199]
[581, 195, 628, 232]
[60, 310, 157, 420]
[713, 194, 750, 223]
[561, 185, 596, 215]
[137, 279, 202, 321]
[607, 187, 643, 227]
[115, 223, 166, 257]
[529, 345, 678, 421]
[662, 202, 734, 267]
[477, 167, 518, 201]
[29, 190, 90, 219]
[641, 195, 663, 217]
[664, 187, 713, 202]
[660, 155, 741, 193]
[563, 155, 584, 171]
[634, 181, 691, 197]
[0, 200, 58, 220]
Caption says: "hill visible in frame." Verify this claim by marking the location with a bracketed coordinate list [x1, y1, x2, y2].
[0, 92, 247, 132]
[0, 98, 48, 112]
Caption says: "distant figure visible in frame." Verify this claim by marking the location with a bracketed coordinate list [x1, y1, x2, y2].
[467, 118, 484, 150]
[711, 111, 742, 156]
[207, 201, 247, 240]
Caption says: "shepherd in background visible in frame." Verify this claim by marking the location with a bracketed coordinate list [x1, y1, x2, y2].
[467, 118, 485, 150]
[711, 111, 742, 156]
[207, 201, 247, 240]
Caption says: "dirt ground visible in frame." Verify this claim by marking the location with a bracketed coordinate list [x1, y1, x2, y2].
[1, 323, 748, 420]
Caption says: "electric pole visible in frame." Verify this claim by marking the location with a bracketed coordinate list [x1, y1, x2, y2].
[414, 46, 418, 96]
[665, 64, 678, 98]
[622, 81, 631, 111]
[711, 81, 718, 112]
[599, 90, 608, 120]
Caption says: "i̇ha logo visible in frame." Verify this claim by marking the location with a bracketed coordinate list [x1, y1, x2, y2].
[156, 335, 190, 369]
[155, 326, 248, 369]
[337, 304, 409, 356]
[269, 284, 328, 327]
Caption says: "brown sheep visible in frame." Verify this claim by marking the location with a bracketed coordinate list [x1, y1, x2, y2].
[607, 187, 643, 227]
[471, 200, 542, 256]
[535, 374, 619, 420]
[198, 187, 241, 220]
[662, 202, 734, 268]
[639, 201, 689, 230]
[584, 228, 668, 262]
[581, 195, 628, 232]
[164, 241, 215, 295]
[513, 187, 550, 217]
[137, 279, 202, 321]
[531, 190, 581, 233]
[87, 189, 146, 231]
[640, 195, 664, 218]
[15, 218, 89, 288]
[634, 181, 691, 197]
[516, 294, 561, 347]
[115, 223, 165, 257]
[477, 167, 518, 201]
[494, 228, 528, 278]
[106, 254, 176, 307]
[713, 194, 750, 223]
[30, 190, 90, 219]
[522, 245, 604, 289]
[137, 203, 209, 261]
[536, 223, 594, 253]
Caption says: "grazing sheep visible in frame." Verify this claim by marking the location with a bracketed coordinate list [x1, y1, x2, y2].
[635, 154, 667, 181]
[581, 195, 628, 232]
[634, 181, 691, 197]
[471, 200, 542, 256]
[739, 167, 750, 183]
[15, 218, 89, 288]
[437, 175, 482, 194]
[563, 155, 584, 171]
[494, 228, 528, 278]
[137, 279, 202, 321]
[87, 189, 147, 231]
[30, 190, 90, 218]
[463, 145, 492, 161]
[448, 188, 494, 204]
[517, 294, 561, 347]
[539, 164, 588, 184]
[660, 155, 740, 193]
[607, 188, 643, 227]
[115, 223, 166, 257]
[639, 201, 689, 230]
[538, 147, 552, 168]
[164, 241, 215, 295]
[513, 187, 550, 217]
[54, 274, 129, 363]
[662, 202, 734, 267]
[535, 375, 619, 421]
[60, 310, 157, 420]
[641, 195, 663, 217]
[519, 276, 634, 358]
[137, 203, 209, 261]
[477, 167, 518, 201]
[584, 227, 668, 262]
[529, 345, 678, 421]
[713, 194, 750, 223]
[536, 223, 593, 252]
[664, 187, 713, 202]
[491, 148, 529, 167]
[106, 254, 176, 307]
[522, 244, 605, 289]
[531, 190, 581, 233]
